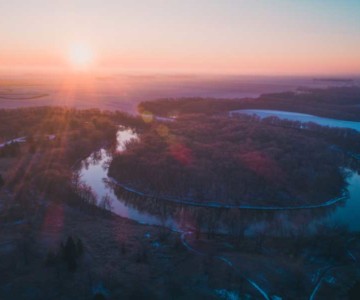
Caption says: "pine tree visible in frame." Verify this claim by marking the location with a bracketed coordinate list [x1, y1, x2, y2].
[93, 293, 106, 300]
[76, 238, 84, 257]
[64, 236, 77, 272]
[0, 174, 4, 189]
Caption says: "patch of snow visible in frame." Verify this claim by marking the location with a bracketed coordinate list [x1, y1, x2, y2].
[347, 250, 357, 262]
[0, 136, 26, 148]
[215, 289, 240, 300]
[326, 276, 336, 284]
[152, 241, 161, 248]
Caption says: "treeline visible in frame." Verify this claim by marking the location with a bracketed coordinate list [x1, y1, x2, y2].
[112, 183, 338, 237]
[109, 114, 348, 206]
[0, 106, 146, 141]
[242, 114, 360, 156]
[138, 86, 360, 121]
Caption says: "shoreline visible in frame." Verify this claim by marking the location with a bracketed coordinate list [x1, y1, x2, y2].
[108, 177, 348, 211]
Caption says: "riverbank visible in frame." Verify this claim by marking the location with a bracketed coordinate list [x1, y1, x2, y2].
[1, 198, 359, 300]
[109, 177, 348, 211]
[109, 113, 348, 208]
[230, 109, 360, 132]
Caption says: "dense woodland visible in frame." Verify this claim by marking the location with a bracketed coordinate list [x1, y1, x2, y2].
[0, 106, 145, 141]
[0, 107, 145, 219]
[109, 113, 352, 206]
[139, 86, 360, 121]
[1, 104, 360, 299]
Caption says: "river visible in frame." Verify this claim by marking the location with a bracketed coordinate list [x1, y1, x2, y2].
[77, 112, 360, 235]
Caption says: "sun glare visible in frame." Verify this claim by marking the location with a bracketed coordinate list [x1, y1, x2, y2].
[68, 44, 95, 70]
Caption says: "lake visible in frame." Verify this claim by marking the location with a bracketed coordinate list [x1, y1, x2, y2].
[230, 109, 360, 132]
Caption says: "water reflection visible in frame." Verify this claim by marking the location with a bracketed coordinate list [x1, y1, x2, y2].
[77, 127, 360, 235]
[111, 182, 345, 236]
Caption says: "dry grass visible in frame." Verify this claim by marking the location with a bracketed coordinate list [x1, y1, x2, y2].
[0, 157, 17, 176]
[0, 201, 358, 299]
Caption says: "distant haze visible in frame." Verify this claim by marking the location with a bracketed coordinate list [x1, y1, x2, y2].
[1, 73, 359, 113]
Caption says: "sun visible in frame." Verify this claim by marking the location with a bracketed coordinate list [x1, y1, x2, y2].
[68, 43, 95, 70]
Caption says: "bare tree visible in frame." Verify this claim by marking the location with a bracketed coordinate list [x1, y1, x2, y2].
[99, 194, 113, 213]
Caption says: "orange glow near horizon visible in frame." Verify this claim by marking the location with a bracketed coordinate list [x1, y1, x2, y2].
[0, 1, 359, 76]
[1, 50, 359, 76]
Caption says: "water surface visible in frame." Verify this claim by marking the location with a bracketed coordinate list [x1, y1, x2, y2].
[231, 109, 360, 132]
[78, 112, 360, 234]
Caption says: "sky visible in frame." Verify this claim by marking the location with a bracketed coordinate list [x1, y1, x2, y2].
[0, 0, 359, 75]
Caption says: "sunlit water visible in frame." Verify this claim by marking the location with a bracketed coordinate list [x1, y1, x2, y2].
[77, 113, 360, 234]
[78, 128, 175, 227]
[231, 109, 360, 131]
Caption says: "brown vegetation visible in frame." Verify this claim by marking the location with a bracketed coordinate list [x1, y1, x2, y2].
[110, 114, 348, 206]
[139, 86, 360, 121]
[0, 107, 145, 222]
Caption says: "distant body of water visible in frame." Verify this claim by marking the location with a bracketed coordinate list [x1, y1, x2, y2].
[231, 109, 360, 132]
[1, 73, 358, 113]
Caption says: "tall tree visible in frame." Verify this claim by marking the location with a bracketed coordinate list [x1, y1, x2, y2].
[0, 174, 4, 189]
[63, 236, 77, 272]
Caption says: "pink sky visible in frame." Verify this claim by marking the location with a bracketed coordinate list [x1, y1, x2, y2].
[1, 0, 359, 75]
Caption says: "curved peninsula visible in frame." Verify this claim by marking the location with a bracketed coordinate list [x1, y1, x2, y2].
[109, 176, 348, 210]
[109, 114, 350, 208]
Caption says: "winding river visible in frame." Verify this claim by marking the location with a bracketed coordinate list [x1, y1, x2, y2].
[77, 111, 360, 235]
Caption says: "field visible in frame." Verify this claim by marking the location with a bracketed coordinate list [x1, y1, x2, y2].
[1, 198, 360, 299]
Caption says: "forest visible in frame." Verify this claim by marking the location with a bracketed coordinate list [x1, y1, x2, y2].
[139, 86, 360, 121]
[109, 113, 350, 206]
[0, 107, 145, 220]
[1, 106, 360, 299]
